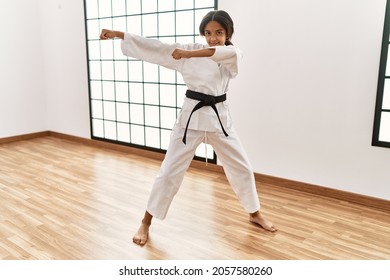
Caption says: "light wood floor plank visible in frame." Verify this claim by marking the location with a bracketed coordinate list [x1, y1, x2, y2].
[0, 136, 389, 260]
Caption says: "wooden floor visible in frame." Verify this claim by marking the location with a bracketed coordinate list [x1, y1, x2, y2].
[0, 136, 389, 260]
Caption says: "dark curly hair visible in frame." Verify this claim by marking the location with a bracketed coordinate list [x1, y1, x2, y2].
[199, 10, 234, 46]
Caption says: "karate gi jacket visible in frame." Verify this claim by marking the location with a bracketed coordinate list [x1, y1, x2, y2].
[121, 33, 242, 133]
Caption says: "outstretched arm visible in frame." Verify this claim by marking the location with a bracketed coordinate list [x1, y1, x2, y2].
[171, 48, 215, 60]
[100, 29, 124, 40]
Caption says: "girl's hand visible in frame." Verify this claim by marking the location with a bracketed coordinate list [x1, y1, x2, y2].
[100, 29, 124, 40]
[171, 48, 190, 60]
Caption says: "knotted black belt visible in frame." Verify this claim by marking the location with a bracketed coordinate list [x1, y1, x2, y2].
[182, 89, 229, 144]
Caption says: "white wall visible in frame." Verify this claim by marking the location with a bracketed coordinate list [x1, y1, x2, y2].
[39, 0, 90, 138]
[1, 0, 389, 200]
[0, 0, 47, 137]
[220, 0, 390, 199]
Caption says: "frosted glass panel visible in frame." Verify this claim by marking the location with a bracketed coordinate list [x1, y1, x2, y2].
[99, 0, 113, 18]
[103, 101, 116, 121]
[104, 121, 117, 140]
[142, 0, 158, 13]
[160, 84, 176, 107]
[131, 125, 145, 145]
[158, 0, 175, 11]
[114, 61, 128, 81]
[85, 0, 217, 162]
[92, 119, 104, 137]
[143, 62, 159, 82]
[144, 84, 159, 105]
[85, 0, 98, 19]
[160, 107, 176, 129]
[146, 127, 160, 149]
[145, 105, 160, 127]
[115, 82, 129, 102]
[91, 100, 103, 119]
[130, 104, 144, 124]
[142, 14, 158, 37]
[176, 0, 194, 10]
[87, 20, 100, 40]
[129, 83, 144, 103]
[159, 12, 175, 36]
[102, 81, 115, 100]
[112, 0, 126, 17]
[117, 122, 130, 143]
[116, 102, 130, 123]
[176, 11, 194, 35]
[88, 41, 100, 60]
[90, 81, 102, 99]
[379, 112, 390, 142]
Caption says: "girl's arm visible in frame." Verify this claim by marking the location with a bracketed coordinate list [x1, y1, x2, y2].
[171, 48, 215, 60]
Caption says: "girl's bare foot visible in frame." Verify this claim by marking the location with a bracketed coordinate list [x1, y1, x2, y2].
[249, 211, 277, 232]
[133, 222, 150, 245]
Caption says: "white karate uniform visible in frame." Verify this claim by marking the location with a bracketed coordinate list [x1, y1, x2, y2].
[121, 33, 260, 219]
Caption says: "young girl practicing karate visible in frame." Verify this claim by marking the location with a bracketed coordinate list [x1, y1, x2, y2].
[100, 10, 277, 246]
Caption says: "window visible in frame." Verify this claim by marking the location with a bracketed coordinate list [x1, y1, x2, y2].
[84, 0, 217, 162]
[373, 0, 390, 148]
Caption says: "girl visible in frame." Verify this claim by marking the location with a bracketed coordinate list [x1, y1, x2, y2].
[100, 10, 277, 246]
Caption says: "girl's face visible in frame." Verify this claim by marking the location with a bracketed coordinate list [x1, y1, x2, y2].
[204, 20, 227, 46]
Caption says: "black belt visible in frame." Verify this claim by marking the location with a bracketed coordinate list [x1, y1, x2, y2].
[182, 89, 229, 144]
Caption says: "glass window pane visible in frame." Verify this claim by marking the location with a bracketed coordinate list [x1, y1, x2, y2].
[144, 83, 159, 105]
[117, 102, 129, 123]
[146, 127, 160, 149]
[127, 0, 141, 15]
[143, 62, 159, 82]
[92, 119, 104, 137]
[159, 12, 175, 36]
[103, 101, 116, 121]
[130, 104, 144, 124]
[90, 81, 102, 99]
[387, 48, 390, 76]
[160, 129, 171, 150]
[101, 61, 114, 80]
[88, 41, 100, 60]
[113, 16, 127, 35]
[142, 0, 158, 13]
[91, 100, 103, 119]
[160, 84, 176, 107]
[98, 0, 112, 18]
[131, 125, 145, 145]
[145, 105, 159, 127]
[100, 40, 114, 60]
[160, 107, 176, 129]
[104, 120, 117, 140]
[117, 122, 130, 143]
[128, 61, 143, 81]
[89, 61, 101, 80]
[196, 0, 215, 8]
[379, 112, 390, 142]
[158, 0, 175, 12]
[383, 79, 390, 110]
[129, 83, 144, 103]
[176, 10, 194, 35]
[114, 61, 128, 81]
[85, 0, 99, 19]
[176, 0, 194, 10]
[159, 66, 176, 83]
[115, 82, 129, 102]
[127, 15, 142, 35]
[112, 0, 126, 17]
[87, 19, 100, 40]
[102, 81, 115, 100]
[142, 14, 158, 37]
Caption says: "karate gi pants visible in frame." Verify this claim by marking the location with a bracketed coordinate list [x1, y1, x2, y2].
[146, 124, 261, 219]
